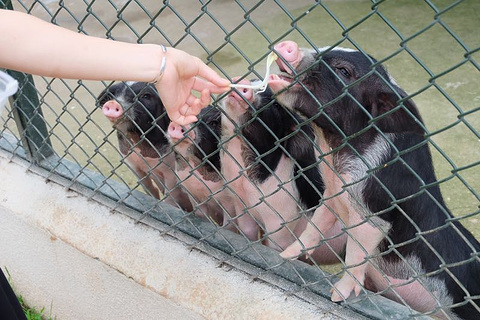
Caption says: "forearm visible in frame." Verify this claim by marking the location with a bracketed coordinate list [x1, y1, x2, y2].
[0, 10, 163, 82]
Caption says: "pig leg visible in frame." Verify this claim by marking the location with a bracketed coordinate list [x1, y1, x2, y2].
[233, 202, 260, 241]
[148, 171, 166, 195]
[365, 266, 448, 318]
[162, 166, 193, 212]
[217, 199, 239, 233]
[330, 209, 387, 302]
[263, 220, 297, 251]
[259, 202, 300, 251]
[280, 200, 340, 259]
[194, 201, 221, 225]
[307, 220, 347, 265]
[140, 175, 161, 199]
[126, 158, 161, 199]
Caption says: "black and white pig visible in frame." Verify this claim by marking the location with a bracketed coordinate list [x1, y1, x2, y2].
[220, 78, 346, 261]
[167, 105, 237, 228]
[98, 81, 192, 211]
[269, 40, 480, 319]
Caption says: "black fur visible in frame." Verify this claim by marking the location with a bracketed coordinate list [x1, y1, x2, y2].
[278, 47, 480, 318]
[98, 82, 170, 156]
[192, 105, 222, 173]
[239, 86, 324, 210]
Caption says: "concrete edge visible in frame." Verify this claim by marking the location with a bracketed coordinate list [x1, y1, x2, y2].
[0, 152, 366, 319]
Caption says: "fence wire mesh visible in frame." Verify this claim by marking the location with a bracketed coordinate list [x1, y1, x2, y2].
[1, 0, 479, 319]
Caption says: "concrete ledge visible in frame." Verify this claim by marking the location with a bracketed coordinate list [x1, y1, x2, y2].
[0, 154, 363, 319]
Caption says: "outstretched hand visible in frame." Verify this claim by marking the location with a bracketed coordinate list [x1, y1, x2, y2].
[155, 47, 230, 125]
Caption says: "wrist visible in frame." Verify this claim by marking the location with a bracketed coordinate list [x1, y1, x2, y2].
[151, 44, 168, 84]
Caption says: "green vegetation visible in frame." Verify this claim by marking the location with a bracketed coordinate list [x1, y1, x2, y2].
[18, 295, 55, 320]
[5, 268, 54, 320]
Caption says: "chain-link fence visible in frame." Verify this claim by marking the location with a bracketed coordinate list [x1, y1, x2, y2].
[1, 0, 479, 319]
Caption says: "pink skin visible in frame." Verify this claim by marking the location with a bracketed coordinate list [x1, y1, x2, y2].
[101, 99, 192, 210]
[102, 100, 123, 122]
[268, 41, 303, 93]
[167, 121, 237, 228]
[222, 78, 346, 255]
[167, 121, 195, 143]
[221, 78, 261, 241]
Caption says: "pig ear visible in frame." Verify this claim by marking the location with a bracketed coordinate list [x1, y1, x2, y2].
[370, 85, 425, 135]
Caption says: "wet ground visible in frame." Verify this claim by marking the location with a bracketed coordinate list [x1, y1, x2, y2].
[3, 0, 479, 236]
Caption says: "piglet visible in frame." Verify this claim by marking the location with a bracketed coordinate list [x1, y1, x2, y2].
[167, 105, 237, 228]
[98, 81, 192, 211]
[269, 40, 480, 319]
[220, 78, 346, 260]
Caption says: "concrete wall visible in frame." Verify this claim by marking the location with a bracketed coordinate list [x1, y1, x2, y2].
[0, 152, 363, 320]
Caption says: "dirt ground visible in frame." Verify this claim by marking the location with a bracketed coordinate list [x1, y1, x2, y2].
[4, 0, 479, 238]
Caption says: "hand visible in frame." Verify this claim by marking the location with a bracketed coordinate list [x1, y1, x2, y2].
[155, 47, 230, 125]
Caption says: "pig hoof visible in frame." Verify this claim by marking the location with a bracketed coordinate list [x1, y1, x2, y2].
[280, 241, 305, 259]
[280, 237, 319, 259]
[330, 276, 363, 302]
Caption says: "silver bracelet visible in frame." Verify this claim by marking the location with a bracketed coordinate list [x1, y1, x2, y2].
[152, 45, 167, 84]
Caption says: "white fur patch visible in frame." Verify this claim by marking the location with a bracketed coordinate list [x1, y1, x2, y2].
[317, 46, 358, 53]
[339, 133, 395, 232]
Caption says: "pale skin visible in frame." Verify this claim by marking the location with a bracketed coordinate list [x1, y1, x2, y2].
[0, 9, 231, 125]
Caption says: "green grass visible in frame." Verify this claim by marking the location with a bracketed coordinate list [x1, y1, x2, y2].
[18, 295, 55, 320]
[5, 268, 55, 320]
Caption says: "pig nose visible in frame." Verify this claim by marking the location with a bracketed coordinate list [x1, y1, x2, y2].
[167, 122, 185, 141]
[169, 121, 197, 142]
[102, 100, 123, 121]
[274, 41, 300, 73]
[274, 41, 299, 61]
[230, 77, 253, 102]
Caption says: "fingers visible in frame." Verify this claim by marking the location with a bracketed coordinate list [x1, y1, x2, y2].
[192, 76, 230, 94]
[185, 91, 208, 115]
[172, 91, 211, 126]
[195, 58, 231, 88]
[170, 111, 198, 126]
[200, 88, 211, 106]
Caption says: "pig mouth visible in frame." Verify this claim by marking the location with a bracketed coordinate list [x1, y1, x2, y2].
[224, 95, 250, 111]
[268, 73, 295, 93]
[276, 57, 297, 76]
[112, 118, 133, 133]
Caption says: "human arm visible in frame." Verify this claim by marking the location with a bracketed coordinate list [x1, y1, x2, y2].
[0, 9, 230, 124]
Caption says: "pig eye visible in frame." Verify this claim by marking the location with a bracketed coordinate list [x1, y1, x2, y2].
[336, 67, 351, 78]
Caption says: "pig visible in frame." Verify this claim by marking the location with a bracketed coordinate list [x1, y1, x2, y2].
[220, 79, 346, 261]
[269, 40, 480, 319]
[167, 105, 237, 228]
[98, 81, 192, 211]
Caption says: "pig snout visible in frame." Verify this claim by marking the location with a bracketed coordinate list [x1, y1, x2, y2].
[167, 122, 185, 141]
[274, 41, 302, 74]
[102, 100, 123, 121]
[229, 77, 254, 105]
[168, 122, 195, 142]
